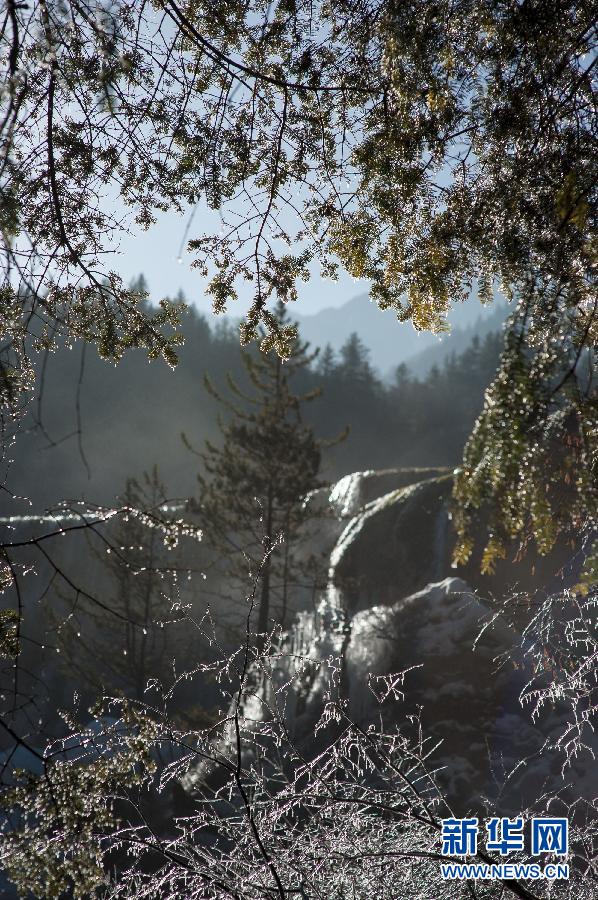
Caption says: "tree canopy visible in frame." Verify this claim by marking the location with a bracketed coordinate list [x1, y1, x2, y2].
[1, 0, 596, 572]
[191, 303, 328, 636]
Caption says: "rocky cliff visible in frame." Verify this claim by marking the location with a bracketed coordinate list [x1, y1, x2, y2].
[183, 467, 596, 816]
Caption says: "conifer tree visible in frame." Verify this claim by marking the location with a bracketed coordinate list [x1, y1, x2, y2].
[2, 0, 596, 584]
[192, 303, 327, 637]
[338, 333, 377, 388]
[316, 343, 337, 378]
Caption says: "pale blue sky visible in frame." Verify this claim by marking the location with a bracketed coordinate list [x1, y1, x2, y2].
[106, 199, 501, 344]
[109, 203, 370, 317]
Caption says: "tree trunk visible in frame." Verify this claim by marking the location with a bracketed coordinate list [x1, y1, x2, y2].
[257, 546, 271, 640]
[257, 485, 274, 642]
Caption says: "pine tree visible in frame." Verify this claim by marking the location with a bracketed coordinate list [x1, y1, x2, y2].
[316, 343, 337, 378]
[4, 0, 596, 584]
[393, 362, 411, 392]
[129, 273, 149, 297]
[192, 303, 327, 638]
[338, 333, 376, 387]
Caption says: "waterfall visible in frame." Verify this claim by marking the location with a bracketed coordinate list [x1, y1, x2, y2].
[328, 470, 374, 518]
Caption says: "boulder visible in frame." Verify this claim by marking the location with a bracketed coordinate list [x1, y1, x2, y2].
[343, 578, 597, 813]
[330, 475, 453, 612]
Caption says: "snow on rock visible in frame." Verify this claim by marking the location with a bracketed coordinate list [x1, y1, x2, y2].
[343, 578, 597, 813]
[182, 467, 596, 816]
[326, 467, 450, 521]
[183, 576, 597, 817]
[329, 475, 453, 613]
[295, 468, 451, 614]
[328, 471, 374, 518]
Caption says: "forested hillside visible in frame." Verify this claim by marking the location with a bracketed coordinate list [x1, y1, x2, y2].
[9, 290, 502, 510]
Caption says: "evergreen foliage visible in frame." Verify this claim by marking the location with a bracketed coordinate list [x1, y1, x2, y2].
[2, 586, 596, 900]
[2, 2, 596, 885]
[190, 303, 331, 635]
[9, 303, 504, 507]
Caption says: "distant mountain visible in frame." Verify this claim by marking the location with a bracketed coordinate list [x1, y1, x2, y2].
[293, 294, 435, 374]
[293, 292, 509, 379]
[403, 302, 509, 379]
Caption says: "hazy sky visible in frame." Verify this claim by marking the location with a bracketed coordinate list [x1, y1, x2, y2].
[107, 199, 501, 338]
[109, 203, 370, 318]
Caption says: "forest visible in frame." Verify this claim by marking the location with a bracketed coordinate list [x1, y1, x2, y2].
[0, 2, 596, 899]
[8, 284, 503, 508]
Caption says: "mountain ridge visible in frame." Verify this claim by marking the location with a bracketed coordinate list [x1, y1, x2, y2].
[291, 292, 509, 379]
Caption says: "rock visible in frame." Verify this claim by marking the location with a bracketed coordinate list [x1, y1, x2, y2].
[182, 468, 595, 819]
[183, 576, 597, 817]
[343, 578, 551, 813]
[314, 466, 584, 616]
[330, 475, 453, 612]
[302, 467, 449, 522]
[296, 468, 452, 615]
